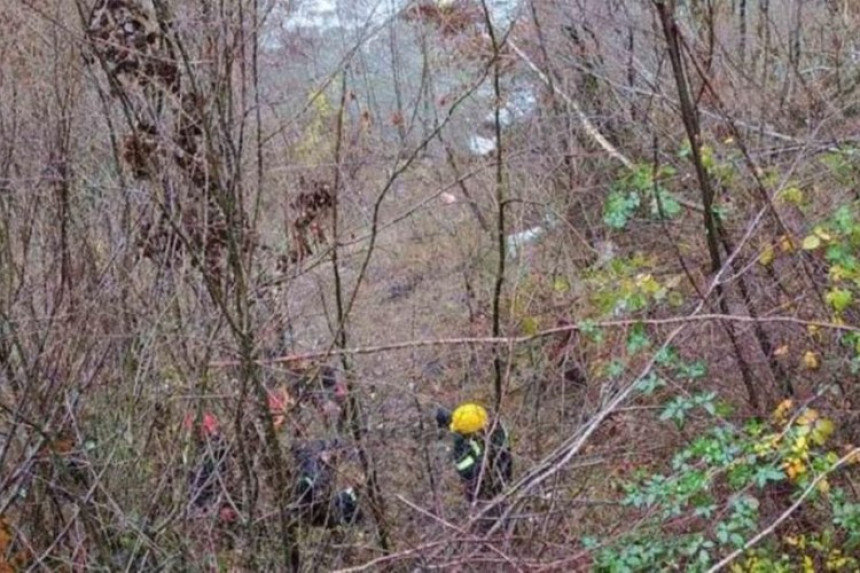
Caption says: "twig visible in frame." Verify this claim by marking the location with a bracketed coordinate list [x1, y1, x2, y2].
[332, 540, 449, 573]
[209, 313, 860, 368]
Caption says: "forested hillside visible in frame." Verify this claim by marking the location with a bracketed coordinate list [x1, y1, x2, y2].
[2, 0, 860, 571]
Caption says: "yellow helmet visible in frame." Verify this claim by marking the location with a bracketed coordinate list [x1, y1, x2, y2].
[449, 403, 488, 435]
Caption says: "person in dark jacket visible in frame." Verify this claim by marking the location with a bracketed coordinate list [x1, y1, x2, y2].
[185, 412, 229, 511]
[184, 411, 240, 563]
[290, 439, 362, 528]
[437, 402, 512, 526]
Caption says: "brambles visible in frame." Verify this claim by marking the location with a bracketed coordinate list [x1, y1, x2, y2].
[799, 201, 860, 370]
[589, 397, 856, 570]
[584, 253, 685, 316]
[603, 163, 681, 230]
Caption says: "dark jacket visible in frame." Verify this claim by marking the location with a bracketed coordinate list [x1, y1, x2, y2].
[291, 440, 361, 528]
[189, 434, 228, 509]
[452, 424, 512, 502]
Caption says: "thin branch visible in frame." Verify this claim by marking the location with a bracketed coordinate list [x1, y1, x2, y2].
[209, 313, 860, 368]
[479, 0, 507, 411]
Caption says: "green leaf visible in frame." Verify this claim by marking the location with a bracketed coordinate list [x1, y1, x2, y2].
[580, 320, 603, 343]
[693, 503, 717, 519]
[520, 316, 539, 336]
[753, 466, 786, 488]
[826, 288, 853, 312]
[637, 372, 665, 394]
[655, 345, 680, 366]
[700, 145, 715, 170]
[802, 235, 821, 250]
[677, 360, 707, 379]
[650, 188, 682, 219]
[711, 204, 731, 221]
[667, 291, 685, 307]
[660, 396, 693, 428]
[833, 205, 855, 233]
[607, 360, 626, 379]
[778, 186, 804, 205]
[627, 322, 651, 354]
[693, 391, 718, 416]
[715, 402, 734, 417]
[811, 418, 835, 446]
[826, 242, 851, 264]
[603, 190, 640, 229]
[658, 165, 677, 178]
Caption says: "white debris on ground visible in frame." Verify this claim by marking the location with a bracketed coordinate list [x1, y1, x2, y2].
[506, 212, 559, 258]
[468, 134, 497, 156]
[469, 84, 538, 156]
[480, 87, 537, 130]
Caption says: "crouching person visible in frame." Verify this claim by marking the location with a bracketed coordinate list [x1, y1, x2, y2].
[184, 411, 239, 564]
[185, 412, 230, 513]
[291, 439, 363, 528]
[437, 402, 512, 531]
